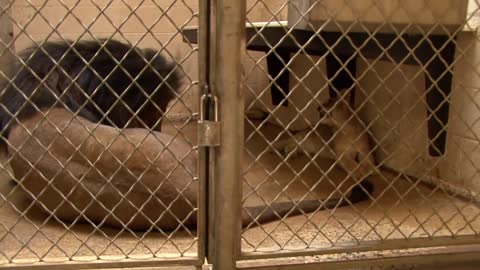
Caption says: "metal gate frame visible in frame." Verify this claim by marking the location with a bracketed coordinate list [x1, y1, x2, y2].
[210, 1, 480, 269]
[0, 0, 209, 269]
[207, 0, 245, 268]
[1, 0, 480, 269]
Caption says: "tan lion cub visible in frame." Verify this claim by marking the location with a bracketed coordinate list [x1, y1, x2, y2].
[273, 95, 378, 182]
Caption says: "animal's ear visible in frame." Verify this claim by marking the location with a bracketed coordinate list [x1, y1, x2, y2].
[45, 68, 71, 92]
[317, 105, 327, 117]
[319, 98, 336, 109]
[317, 98, 335, 117]
[45, 69, 60, 90]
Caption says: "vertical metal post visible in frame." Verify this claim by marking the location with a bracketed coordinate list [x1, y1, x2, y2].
[0, 0, 14, 78]
[197, 0, 211, 263]
[212, 0, 245, 269]
[207, 0, 217, 260]
[0, 0, 13, 168]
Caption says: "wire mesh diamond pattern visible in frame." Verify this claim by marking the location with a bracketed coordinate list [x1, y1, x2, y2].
[2, 0, 480, 268]
[0, 0, 200, 266]
[242, 0, 480, 254]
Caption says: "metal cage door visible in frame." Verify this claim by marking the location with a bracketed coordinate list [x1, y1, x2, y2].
[206, 0, 480, 269]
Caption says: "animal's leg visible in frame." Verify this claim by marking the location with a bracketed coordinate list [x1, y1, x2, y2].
[356, 152, 379, 177]
[242, 179, 374, 228]
[271, 130, 335, 159]
[337, 153, 365, 182]
[246, 109, 268, 120]
[271, 131, 308, 157]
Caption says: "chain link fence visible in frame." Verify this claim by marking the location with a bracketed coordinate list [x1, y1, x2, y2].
[0, 0, 201, 268]
[241, 0, 480, 262]
[2, 0, 480, 269]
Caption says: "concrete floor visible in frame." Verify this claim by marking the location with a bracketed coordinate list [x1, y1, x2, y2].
[0, 118, 479, 268]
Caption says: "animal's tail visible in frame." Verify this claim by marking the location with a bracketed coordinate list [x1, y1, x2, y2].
[242, 180, 374, 228]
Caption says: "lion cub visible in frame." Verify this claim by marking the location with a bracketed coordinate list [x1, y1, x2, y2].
[273, 95, 378, 182]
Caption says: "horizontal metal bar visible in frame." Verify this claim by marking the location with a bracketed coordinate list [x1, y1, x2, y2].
[0, 257, 202, 270]
[182, 23, 455, 64]
[237, 246, 480, 270]
[240, 235, 480, 260]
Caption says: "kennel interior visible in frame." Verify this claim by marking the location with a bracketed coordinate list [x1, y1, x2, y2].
[0, 0, 480, 269]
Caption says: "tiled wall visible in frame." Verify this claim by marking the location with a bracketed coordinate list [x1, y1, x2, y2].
[439, 32, 480, 194]
[356, 58, 435, 181]
[354, 31, 480, 195]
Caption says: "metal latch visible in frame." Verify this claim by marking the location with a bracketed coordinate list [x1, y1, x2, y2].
[198, 93, 220, 147]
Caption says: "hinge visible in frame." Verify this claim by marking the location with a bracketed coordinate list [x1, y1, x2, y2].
[198, 93, 220, 147]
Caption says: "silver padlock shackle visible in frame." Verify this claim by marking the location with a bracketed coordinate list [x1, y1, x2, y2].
[199, 93, 219, 122]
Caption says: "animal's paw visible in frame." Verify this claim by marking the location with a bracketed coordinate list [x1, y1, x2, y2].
[246, 109, 268, 120]
[271, 138, 302, 158]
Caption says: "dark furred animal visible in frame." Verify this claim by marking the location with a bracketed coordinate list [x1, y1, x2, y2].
[0, 39, 180, 151]
[0, 39, 373, 230]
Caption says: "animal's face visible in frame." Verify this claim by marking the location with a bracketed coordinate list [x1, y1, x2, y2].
[317, 98, 336, 118]
[317, 97, 352, 125]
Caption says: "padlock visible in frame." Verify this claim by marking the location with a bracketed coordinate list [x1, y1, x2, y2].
[198, 93, 220, 147]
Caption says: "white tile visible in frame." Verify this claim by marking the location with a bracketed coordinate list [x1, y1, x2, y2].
[452, 32, 480, 89]
[356, 59, 439, 178]
[448, 86, 480, 140]
[441, 135, 480, 193]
